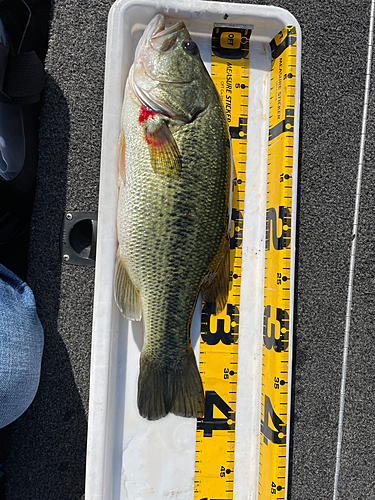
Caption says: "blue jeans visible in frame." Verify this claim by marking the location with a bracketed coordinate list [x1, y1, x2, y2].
[0, 263, 44, 428]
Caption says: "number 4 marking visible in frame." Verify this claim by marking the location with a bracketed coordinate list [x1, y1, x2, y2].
[261, 395, 286, 445]
[197, 391, 235, 437]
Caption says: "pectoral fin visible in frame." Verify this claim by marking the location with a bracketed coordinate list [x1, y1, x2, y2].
[145, 121, 182, 180]
[114, 249, 142, 320]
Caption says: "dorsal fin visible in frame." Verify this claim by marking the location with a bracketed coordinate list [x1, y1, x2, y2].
[201, 236, 230, 315]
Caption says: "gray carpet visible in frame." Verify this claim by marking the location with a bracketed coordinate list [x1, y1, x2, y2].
[4, 0, 375, 499]
[6, 2, 113, 499]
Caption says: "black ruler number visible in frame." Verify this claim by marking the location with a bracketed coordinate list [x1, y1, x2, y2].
[263, 305, 289, 352]
[197, 391, 235, 437]
[261, 395, 286, 445]
[265, 206, 291, 251]
[201, 303, 239, 345]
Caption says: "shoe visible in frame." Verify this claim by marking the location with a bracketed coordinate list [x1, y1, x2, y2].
[0, 0, 48, 280]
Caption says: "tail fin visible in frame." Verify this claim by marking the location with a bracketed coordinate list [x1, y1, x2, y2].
[137, 347, 204, 421]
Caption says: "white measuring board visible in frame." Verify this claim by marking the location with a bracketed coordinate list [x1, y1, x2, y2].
[86, 1, 301, 499]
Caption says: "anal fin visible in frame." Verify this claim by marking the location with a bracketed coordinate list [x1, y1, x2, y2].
[114, 249, 142, 320]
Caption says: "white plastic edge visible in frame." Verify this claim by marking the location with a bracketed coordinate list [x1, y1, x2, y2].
[86, 2, 302, 499]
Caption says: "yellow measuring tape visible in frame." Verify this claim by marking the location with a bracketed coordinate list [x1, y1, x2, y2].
[194, 24, 251, 500]
[258, 26, 297, 500]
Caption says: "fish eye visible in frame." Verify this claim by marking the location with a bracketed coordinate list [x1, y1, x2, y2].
[183, 41, 198, 55]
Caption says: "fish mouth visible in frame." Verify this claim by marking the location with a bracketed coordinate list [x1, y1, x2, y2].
[150, 15, 185, 41]
[144, 13, 185, 52]
[133, 14, 192, 83]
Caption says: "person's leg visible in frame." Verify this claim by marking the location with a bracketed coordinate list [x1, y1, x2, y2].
[0, 263, 44, 429]
[0, 1, 49, 496]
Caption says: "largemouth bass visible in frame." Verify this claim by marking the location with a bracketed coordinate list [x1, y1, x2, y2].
[115, 14, 232, 420]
